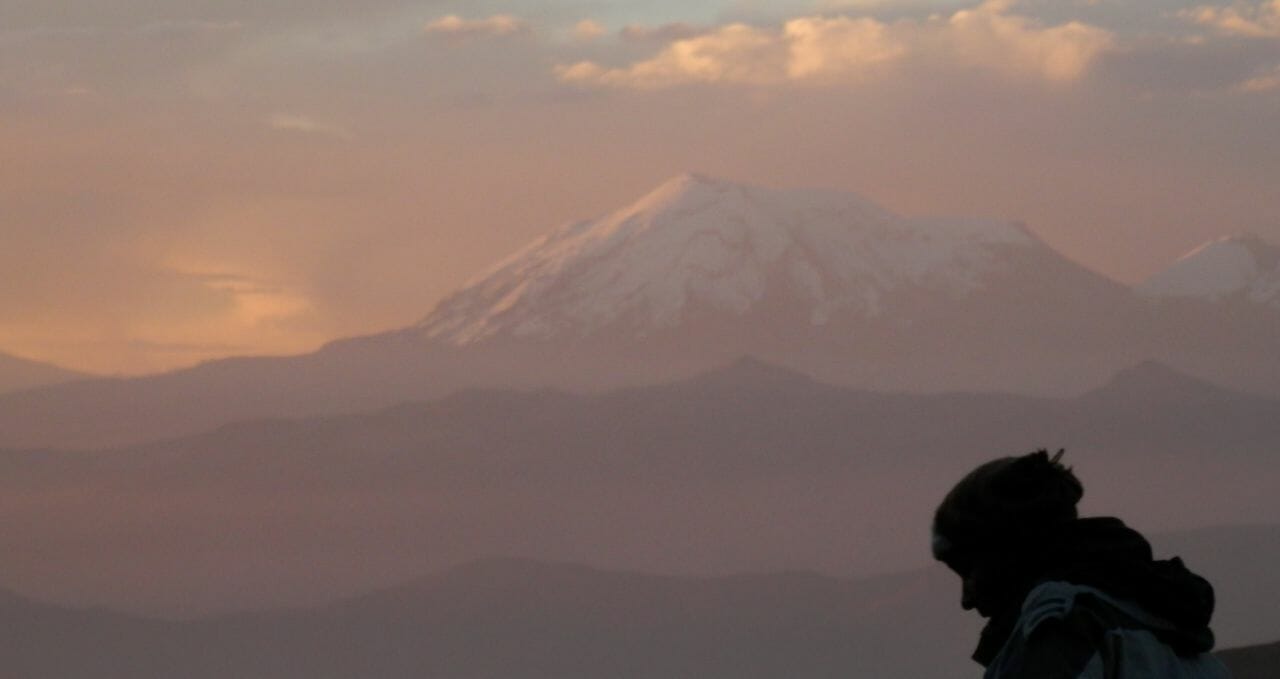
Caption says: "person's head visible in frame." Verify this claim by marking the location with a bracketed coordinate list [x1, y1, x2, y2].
[931, 449, 1084, 616]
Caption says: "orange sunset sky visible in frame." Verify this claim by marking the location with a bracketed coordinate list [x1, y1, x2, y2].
[3, 0, 1279, 374]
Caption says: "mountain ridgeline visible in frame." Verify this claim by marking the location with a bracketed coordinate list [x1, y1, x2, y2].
[2, 174, 1279, 450]
[1, 532, 1277, 679]
[4, 357, 1279, 620]
[0, 351, 88, 396]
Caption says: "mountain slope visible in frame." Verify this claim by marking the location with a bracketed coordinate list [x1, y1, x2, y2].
[1128, 234, 1280, 393]
[0, 351, 87, 395]
[1139, 234, 1280, 307]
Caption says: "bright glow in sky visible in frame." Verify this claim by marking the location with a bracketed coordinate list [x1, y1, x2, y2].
[2, 0, 1279, 374]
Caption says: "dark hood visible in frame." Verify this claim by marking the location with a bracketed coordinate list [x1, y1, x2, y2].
[973, 517, 1217, 665]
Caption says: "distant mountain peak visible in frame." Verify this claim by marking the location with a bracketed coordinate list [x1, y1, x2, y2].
[1087, 360, 1236, 400]
[437, 557, 601, 582]
[1139, 234, 1280, 306]
[681, 356, 822, 390]
[415, 174, 1044, 347]
[1110, 359, 1208, 384]
[643, 171, 736, 201]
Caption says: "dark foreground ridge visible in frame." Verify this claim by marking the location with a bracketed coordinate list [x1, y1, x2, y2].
[0, 563, 971, 679]
[2, 550, 1277, 679]
[1218, 640, 1280, 678]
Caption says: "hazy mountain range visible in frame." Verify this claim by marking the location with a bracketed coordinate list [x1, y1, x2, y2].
[2, 174, 1280, 450]
[3, 523, 1276, 679]
[4, 357, 1277, 619]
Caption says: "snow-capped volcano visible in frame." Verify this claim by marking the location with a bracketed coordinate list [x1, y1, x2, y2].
[1139, 235, 1280, 307]
[418, 173, 1045, 346]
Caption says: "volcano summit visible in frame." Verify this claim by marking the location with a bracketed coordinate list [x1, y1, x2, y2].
[419, 173, 1046, 344]
[396, 173, 1135, 395]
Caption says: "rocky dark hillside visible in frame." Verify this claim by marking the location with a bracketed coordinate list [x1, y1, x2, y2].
[1219, 640, 1280, 679]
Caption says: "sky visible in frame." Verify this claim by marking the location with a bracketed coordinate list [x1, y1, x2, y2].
[3, 0, 1279, 375]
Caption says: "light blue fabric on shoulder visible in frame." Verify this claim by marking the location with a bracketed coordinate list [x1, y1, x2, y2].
[984, 581, 1233, 679]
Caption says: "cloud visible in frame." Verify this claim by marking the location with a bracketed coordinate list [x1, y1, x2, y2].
[557, 1, 1113, 89]
[1182, 1, 1280, 38]
[573, 19, 608, 42]
[1098, 33, 1280, 94]
[178, 270, 315, 331]
[816, 0, 900, 9]
[1240, 63, 1280, 89]
[786, 17, 910, 80]
[0, 252, 318, 375]
[424, 14, 530, 40]
[267, 113, 352, 140]
[942, 0, 1116, 81]
[558, 18, 904, 88]
[559, 24, 793, 88]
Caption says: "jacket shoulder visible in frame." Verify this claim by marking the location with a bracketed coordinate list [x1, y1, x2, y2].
[986, 583, 1233, 679]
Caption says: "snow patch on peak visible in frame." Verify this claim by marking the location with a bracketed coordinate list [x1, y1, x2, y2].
[1138, 234, 1280, 307]
[418, 175, 1042, 346]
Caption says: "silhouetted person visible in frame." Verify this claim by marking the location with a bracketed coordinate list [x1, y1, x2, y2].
[932, 450, 1231, 678]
